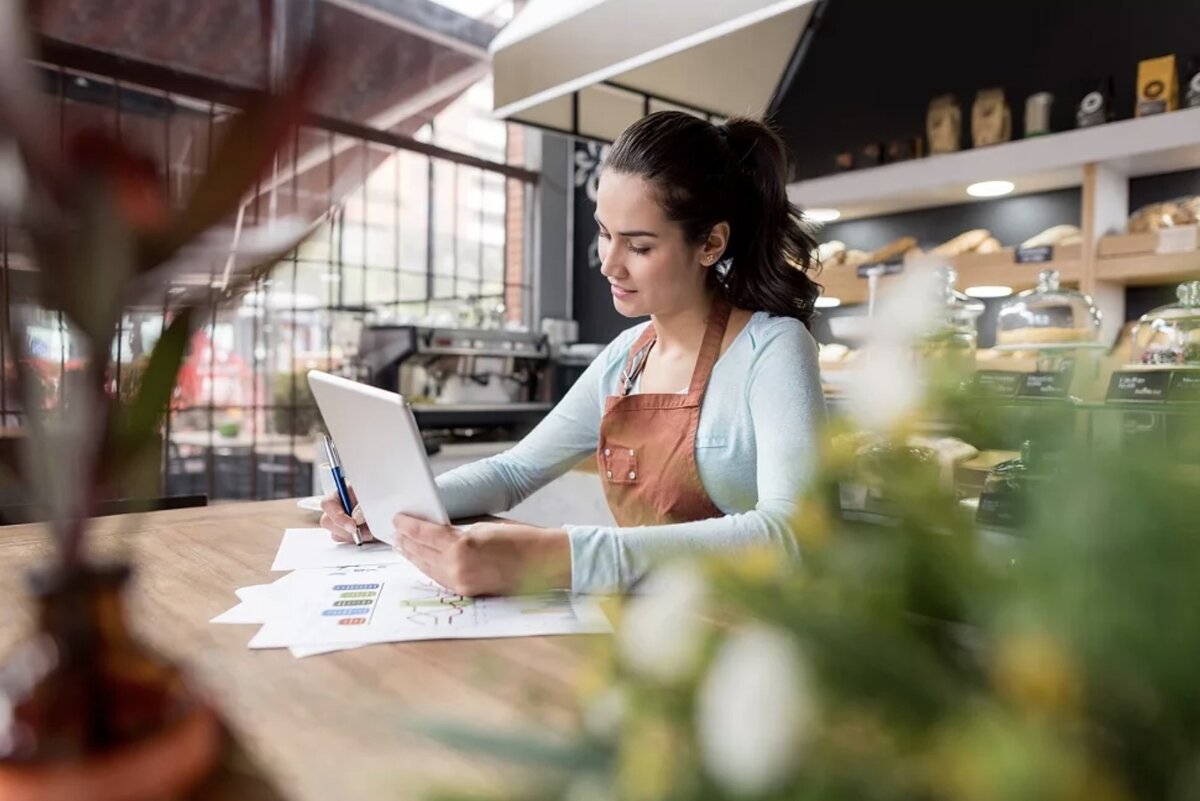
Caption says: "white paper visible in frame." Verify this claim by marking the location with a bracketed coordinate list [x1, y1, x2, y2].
[211, 601, 266, 624]
[289, 643, 363, 658]
[211, 575, 303, 624]
[247, 563, 611, 649]
[271, 527, 413, 571]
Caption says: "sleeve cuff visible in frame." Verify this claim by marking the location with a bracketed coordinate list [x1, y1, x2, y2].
[565, 525, 625, 594]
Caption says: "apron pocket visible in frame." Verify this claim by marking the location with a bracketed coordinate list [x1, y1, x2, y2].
[601, 444, 640, 484]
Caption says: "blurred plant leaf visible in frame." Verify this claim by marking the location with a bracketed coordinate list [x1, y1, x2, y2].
[0, 1, 65, 199]
[411, 719, 611, 773]
[32, 176, 134, 356]
[103, 308, 194, 478]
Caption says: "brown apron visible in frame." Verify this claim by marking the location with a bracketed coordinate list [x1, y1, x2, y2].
[597, 298, 732, 527]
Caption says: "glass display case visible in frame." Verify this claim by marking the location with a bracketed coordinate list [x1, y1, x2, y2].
[995, 269, 1102, 347]
[1130, 280, 1200, 368]
[917, 267, 984, 370]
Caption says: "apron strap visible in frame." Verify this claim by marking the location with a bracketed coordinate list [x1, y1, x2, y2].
[685, 296, 733, 399]
[617, 297, 732, 398]
[619, 326, 658, 396]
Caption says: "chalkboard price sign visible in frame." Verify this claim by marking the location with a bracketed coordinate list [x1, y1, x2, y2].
[1017, 371, 1072, 399]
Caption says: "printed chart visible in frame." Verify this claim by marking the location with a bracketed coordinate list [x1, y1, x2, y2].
[248, 564, 609, 649]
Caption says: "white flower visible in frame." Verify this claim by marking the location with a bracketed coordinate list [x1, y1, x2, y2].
[564, 775, 615, 801]
[696, 625, 816, 796]
[617, 563, 708, 683]
[582, 686, 628, 738]
[846, 261, 941, 433]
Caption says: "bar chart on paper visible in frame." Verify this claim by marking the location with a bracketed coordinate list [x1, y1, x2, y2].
[248, 564, 611, 649]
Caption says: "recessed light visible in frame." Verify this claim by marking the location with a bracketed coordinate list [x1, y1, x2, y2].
[805, 208, 841, 223]
[964, 285, 1014, 298]
[966, 180, 1015, 198]
[815, 296, 842, 308]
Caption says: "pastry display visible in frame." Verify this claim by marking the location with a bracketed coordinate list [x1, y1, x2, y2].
[1020, 225, 1081, 249]
[995, 269, 1102, 347]
[995, 326, 1097, 346]
[1127, 198, 1199, 233]
[1130, 281, 1200, 367]
[972, 88, 1013, 147]
[927, 94, 962, 154]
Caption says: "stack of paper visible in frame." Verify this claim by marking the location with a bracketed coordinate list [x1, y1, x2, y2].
[210, 528, 611, 658]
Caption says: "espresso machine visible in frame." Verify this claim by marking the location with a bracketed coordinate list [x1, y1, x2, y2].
[357, 323, 552, 437]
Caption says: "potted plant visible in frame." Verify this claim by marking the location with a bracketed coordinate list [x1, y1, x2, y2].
[0, 2, 322, 796]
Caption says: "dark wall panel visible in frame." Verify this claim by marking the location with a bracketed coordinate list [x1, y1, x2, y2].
[778, 0, 1200, 181]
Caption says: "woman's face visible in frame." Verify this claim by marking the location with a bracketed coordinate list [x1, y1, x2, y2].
[595, 170, 709, 318]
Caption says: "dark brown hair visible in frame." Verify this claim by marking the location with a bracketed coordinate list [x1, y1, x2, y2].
[603, 111, 821, 323]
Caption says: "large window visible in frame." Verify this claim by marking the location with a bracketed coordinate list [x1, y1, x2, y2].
[0, 66, 535, 506]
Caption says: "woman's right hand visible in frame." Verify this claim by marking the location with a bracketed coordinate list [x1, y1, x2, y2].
[319, 488, 376, 544]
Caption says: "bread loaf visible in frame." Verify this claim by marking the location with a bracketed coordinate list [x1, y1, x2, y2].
[1128, 200, 1197, 233]
[931, 229, 991, 257]
[867, 236, 918, 264]
[816, 240, 847, 266]
[1020, 225, 1081, 249]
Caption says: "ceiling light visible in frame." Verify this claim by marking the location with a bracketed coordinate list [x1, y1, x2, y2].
[964, 285, 1014, 299]
[966, 180, 1015, 198]
[815, 296, 842, 308]
[804, 208, 841, 223]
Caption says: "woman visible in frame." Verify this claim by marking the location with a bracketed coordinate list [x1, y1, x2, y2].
[321, 111, 826, 595]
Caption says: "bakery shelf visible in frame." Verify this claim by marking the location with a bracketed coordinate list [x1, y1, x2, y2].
[1094, 251, 1200, 286]
[788, 107, 1200, 221]
[817, 258, 1083, 307]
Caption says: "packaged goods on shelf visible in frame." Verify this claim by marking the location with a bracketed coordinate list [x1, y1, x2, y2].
[1136, 54, 1179, 117]
[927, 94, 962, 154]
[972, 88, 1013, 147]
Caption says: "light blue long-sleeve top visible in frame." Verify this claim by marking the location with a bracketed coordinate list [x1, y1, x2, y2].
[435, 311, 826, 593]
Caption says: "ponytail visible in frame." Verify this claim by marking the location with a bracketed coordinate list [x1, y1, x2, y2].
[604, 111, 821, 323]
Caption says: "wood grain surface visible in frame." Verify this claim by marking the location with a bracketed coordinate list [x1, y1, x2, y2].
[0, 500, 602, 801]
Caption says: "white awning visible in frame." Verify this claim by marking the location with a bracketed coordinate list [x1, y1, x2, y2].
[489, 0, 818, 139]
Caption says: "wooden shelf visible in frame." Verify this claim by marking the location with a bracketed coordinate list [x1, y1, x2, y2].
[788, 107, 1200, 221]
[818, 258, 1083, 307]
[1095, 251, 1200, 286]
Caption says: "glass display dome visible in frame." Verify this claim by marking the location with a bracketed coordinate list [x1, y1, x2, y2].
[1130, 280, 1200, 368]
[916, 266, 984, 369]
[995, 269, 1102, 347]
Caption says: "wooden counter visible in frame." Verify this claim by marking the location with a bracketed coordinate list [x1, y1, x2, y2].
[0, 500, 593, 800]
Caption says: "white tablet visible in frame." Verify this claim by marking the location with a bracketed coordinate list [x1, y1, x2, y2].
[307, 370, 449, 545]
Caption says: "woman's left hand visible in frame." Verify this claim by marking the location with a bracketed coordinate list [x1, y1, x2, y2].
[392, 514, 571, 597]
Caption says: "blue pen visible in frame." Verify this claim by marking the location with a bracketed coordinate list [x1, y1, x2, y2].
[323, 434, 362, 546]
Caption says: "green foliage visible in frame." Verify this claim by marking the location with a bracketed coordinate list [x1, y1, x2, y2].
[422, 368, 1200, 801]
[271, 373, 321, 437]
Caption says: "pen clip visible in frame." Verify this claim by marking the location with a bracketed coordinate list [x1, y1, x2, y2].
[322, 433, 340, 470]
